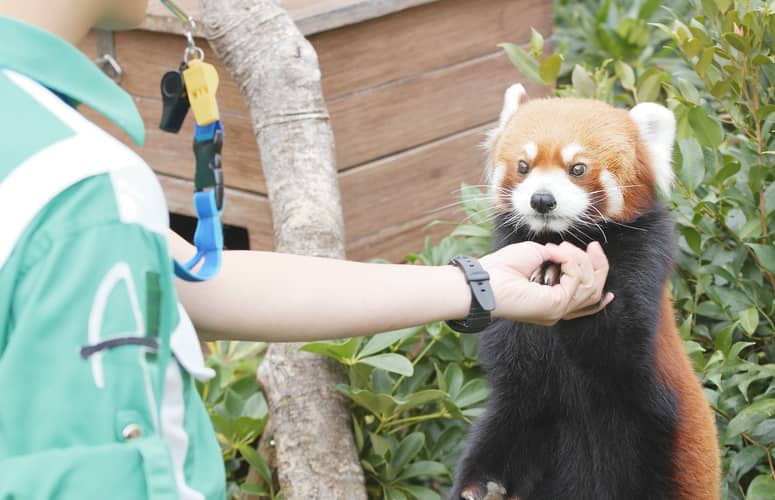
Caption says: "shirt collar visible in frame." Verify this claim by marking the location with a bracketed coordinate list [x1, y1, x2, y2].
[0, 16, 145, 146]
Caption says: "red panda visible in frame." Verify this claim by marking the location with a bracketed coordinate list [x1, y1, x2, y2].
[449, 84, 720, 500]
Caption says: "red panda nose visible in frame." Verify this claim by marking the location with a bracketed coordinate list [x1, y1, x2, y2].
[530, 192, 557, 214]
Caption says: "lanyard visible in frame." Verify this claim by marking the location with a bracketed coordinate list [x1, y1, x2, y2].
[159, 0, 224, 282]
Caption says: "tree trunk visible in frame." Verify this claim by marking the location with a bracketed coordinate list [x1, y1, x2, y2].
[199, 1, 366, 499]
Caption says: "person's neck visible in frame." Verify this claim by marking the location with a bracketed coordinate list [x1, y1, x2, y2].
[0, 0, 99, 45]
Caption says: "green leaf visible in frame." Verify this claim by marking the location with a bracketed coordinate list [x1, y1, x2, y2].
[687, 106, 723, 148]
[677, 138, 705, 192]
[764, 182, 775, 215]
[370, 432, 393, 458]
[748, 244, 775, 274]
[727, 398, 775, 437]
[571, 65, 596, 98]
[391, 432, 425, 473]
[614, 61, 635, 90]
[729, 445, 765, 480]
[723, 32, 749, 52]
[360, 327, 420, 358]
[238, 444, 273, 484]
[682, 226, 702, 255]
[398, 460, 449, 480]
[637, 70, 664, 102]
[738, 307, 759, 335]
[232, 416, 266, 440]
[240, 484, 268, 496]
[338, 386, 397, 417]
[444, 364, 464, 400]
[638, 0, 661, 19]
[696, 47, 715, 76]
[714, 325, 734, 354]
[529, 28, 544, 57]
[747, 474, 775, 500]
[498, 43, 542, 84]
[243, 392, 268, 420]
[300, 337, 361, 363]
[397, 484, 441, 500]
[224, 389, 245, 418]
[384, 486, 408, 500]
[539, 54, 563, 84]
[395, 389, 449, 414]
[358, 353, 414, 376]
[709, 80, 730, 100]
[455, 378, 489, 408]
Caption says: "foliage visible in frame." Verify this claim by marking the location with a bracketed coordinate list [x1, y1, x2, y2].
[502, 0, 775, 498]
[196, 341, 277, 499]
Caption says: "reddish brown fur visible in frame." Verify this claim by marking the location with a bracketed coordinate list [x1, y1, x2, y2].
[656, 291, 721, 500]
[493, 98, 655, 222]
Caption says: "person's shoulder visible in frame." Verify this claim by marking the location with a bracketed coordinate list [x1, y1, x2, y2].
[0, 68, 144, 177]
[0, 69, 167, 273]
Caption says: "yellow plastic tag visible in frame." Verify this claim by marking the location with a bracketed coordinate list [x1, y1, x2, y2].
[182, 59, 220, 126]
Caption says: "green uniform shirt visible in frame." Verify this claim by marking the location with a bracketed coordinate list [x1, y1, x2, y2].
[0, 17, 225, 499]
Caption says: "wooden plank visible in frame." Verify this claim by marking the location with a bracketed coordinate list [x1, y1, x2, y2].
[313, 0, 552, 99]
[329, 52, 546, 169]
[80, 0, 550, 110]
[157, 174, 275, 252]
[340, 123, 493, 261]
[141, 0, 440, 36]
[287, 0, 437, 36]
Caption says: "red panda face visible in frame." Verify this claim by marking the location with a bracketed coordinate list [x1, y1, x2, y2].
[487, 84, 676, 236]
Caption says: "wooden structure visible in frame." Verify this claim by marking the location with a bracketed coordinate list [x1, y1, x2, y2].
[79, 0, 551, 261]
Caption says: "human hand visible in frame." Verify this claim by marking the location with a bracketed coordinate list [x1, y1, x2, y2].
[479, 241, 614, 326]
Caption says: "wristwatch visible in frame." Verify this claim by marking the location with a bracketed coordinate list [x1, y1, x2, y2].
[445, 256, 496, 333]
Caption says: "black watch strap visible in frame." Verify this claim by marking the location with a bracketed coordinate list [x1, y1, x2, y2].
[445, 256, 496, 333]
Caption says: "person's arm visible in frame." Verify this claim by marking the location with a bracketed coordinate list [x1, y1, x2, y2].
[168, 231, 612, 342]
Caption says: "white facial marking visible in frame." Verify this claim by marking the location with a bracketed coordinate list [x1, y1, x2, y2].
[561, 143, 584, 165]
[510, 169, 589, 233]
[629, 103, 676, 195]
[599, 170, 624, 217]
[490, 162, 506, 195]
[523, 142, 537, 162]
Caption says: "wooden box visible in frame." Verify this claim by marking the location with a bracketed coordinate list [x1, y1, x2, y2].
[79, 0, 552, 261]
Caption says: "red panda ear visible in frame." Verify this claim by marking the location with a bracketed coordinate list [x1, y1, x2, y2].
[629, 103, 676, 195]
[498, 84, 529, 129]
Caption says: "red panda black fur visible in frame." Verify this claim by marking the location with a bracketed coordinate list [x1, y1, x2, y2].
[449, 85, 720, 500]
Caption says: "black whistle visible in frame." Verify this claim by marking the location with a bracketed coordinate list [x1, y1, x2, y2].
[159, 69, 190, 133]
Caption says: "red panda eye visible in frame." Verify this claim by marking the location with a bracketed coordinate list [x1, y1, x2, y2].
[570, 163, 587, 177]
[518, 160, 530, 174]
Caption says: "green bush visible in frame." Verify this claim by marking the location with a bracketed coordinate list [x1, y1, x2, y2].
[505, 0, 775, 498]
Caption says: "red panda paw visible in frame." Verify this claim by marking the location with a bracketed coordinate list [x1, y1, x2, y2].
[460, 481, 514, 500]
[530, 261, 562, 286]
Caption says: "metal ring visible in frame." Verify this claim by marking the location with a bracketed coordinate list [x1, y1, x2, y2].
[184, 46, 205, 62]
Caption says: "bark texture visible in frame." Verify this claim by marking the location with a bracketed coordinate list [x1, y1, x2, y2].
[199, 1, 366, 498]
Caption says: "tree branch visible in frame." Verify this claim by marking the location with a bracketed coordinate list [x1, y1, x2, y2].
[200, 1, 366, 498]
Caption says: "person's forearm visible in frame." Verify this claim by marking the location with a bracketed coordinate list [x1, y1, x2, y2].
[170, 235, 470, 341]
